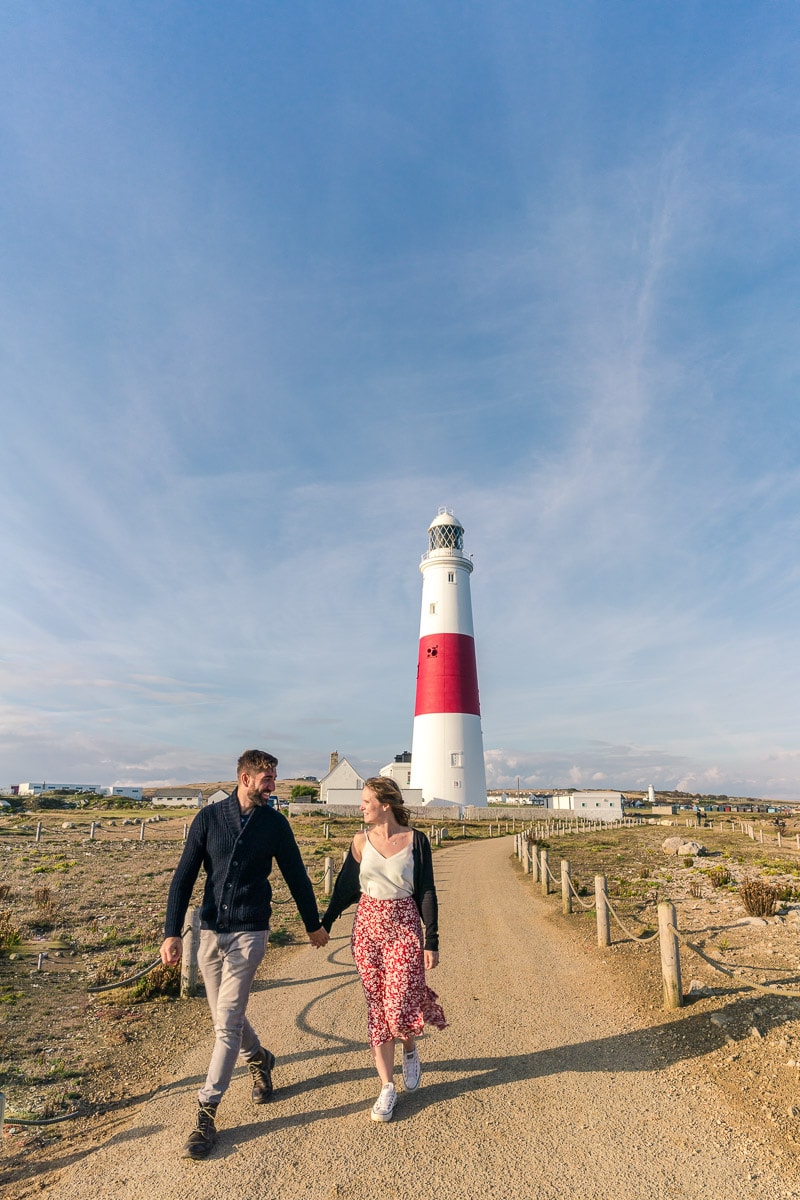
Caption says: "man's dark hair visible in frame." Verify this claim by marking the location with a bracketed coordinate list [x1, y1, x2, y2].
[237, 749, 278, 778]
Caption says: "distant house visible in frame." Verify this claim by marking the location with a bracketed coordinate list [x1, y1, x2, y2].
[150, 787, 204, 808]
[546, 790, 625, 822]
[380, 751, 413, 789]
[16, 782, 100, 796]
[207, 789, 230, 805]
[377, 755, 423, 806]
[320, 757, 366, 807]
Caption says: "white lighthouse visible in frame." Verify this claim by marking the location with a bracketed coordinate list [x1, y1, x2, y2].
[410, 508, 488, 807]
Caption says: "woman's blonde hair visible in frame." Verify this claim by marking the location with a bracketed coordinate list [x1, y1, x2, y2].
[363, 776, 410, 826]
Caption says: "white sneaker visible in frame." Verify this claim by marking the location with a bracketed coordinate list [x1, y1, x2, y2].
[402, 1047, 421, 1091]
[370, 1082, 397, 1122]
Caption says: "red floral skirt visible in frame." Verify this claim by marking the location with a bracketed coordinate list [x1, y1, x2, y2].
[351, 894, 448, 1048]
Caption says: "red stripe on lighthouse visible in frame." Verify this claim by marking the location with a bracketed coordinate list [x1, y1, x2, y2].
[414, 633, 481, 717]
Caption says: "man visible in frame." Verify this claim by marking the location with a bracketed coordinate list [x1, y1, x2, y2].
[160, 749, 329, 1160]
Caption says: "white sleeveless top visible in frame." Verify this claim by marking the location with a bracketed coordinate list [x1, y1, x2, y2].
[359, 835, 414, 899]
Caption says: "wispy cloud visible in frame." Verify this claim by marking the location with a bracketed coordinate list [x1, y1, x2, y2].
[1, 5, 799, 794]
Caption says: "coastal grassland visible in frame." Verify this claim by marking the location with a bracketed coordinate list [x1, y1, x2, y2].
[0, 806, 489, 1143]
[512, 811, 800, 1148]
[528, 814, 800, 916]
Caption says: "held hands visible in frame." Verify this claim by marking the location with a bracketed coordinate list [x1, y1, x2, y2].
[160, 936, 182, 965]
[424, 950, 439, 970]
[308, 926, 329, 949]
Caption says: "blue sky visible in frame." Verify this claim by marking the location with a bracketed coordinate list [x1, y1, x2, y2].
[2, 2, 799, 797]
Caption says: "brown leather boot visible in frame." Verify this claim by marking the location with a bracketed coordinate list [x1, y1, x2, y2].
[182, 1102, 218, 1160]
[248, 1047, 276, 1103]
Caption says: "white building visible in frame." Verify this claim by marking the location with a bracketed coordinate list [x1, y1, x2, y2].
[547, 790, 625, 822]
[16, 782, 100, 796]
[320, 756, 366, 807]
[378, 754, 424, 807]
[207, 788, 230, 805]
[14, 783, 142, 800]
[103, 786, 143, 801]
[150, 787, 204, 808]
[381, 751, 413, 788]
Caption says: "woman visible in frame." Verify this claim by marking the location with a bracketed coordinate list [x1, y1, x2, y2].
[321, 776, 447, 1122]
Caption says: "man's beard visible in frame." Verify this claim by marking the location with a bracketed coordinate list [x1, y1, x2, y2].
[247, 787, 271, 807]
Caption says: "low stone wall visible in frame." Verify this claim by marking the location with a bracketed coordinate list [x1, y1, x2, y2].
[288, 803, 473, 822]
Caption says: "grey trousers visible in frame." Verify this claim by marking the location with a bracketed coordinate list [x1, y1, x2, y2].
[197, 928, 268, 1105]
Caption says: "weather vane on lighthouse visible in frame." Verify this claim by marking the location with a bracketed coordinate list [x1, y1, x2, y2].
[409, 508, 488, 808]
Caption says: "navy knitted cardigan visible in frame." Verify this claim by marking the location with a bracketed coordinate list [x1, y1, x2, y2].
[164, 790, 320, 937]
[320, 829, 439, 951]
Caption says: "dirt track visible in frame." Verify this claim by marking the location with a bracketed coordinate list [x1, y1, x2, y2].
[32, 836, 799, 1200]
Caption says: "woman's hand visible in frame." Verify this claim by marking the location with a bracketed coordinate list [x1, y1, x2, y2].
[424, 950, 439, 970]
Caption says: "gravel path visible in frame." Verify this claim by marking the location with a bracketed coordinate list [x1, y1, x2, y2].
[39, 836, 798, 1199]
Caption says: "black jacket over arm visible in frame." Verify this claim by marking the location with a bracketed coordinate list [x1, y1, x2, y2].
[164, 791, 320, 938]
[320, 828, 439, 952]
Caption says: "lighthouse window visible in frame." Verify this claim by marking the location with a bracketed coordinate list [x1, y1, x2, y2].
[429, 603, 436, 614]
[453, 780, 462, 788]
[447, 572, 454, 582]
[450, 752, 463, 767]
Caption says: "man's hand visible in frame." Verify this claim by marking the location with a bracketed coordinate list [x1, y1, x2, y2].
[308, 927, 329, 948]
[424, 950, 439, 970]
[160, 936, 182, 965]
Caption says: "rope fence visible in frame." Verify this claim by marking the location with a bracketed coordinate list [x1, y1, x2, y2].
[512, 828, 800, 1012]
[0, 1093, 83, 1131]
[4, 817, 192, 846]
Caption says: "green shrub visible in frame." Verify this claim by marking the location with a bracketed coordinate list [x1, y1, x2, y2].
[131, 962, 180, 1002]
[0, 910, 22, 953]
[269, 927, 293, 946]
[290, 785, 319, 800]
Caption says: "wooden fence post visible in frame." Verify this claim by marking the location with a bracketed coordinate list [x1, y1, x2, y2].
[183, 823, 188, 840]
[0, 1091, 5, 1140]
[90, 821, 96, 840]
[541, 848, 550, 895]
[595, 875, 610, 948]
[324, 856, 334, 896]
[561, 860, 572, 915]
[35, 821, 42, 843]
[657, 902, 683, 1010]
[139, 821, 145, 842]
[181, 906, 201, 998]
[531, 844, 540, 883]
